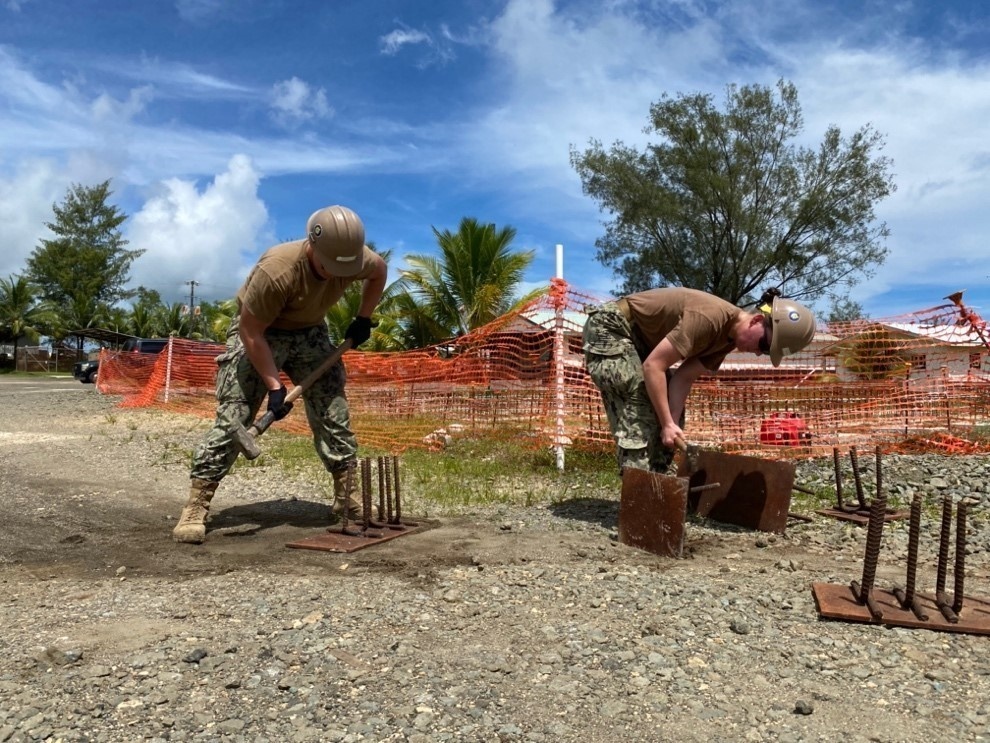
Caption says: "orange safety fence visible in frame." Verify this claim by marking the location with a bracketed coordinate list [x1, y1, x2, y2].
[95, 279, 990, 460]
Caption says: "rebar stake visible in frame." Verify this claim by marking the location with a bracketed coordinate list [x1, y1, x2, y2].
[832, 446, 845, 510]
[377, 456, 386, 520]
[371, 455, 401, 531]
[340, 465, 363, 537]
[893, 493, 929, 621]
[383, 455, 394, 523]
[852, 491, 887, 620]
[850, 446, 868, 511]
[935, 495, 959, 623]
[392, 455, 403, 524]
[952, 501, 968, 615]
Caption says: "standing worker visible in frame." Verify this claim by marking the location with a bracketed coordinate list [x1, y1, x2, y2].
[583, 287, 815, 474]
[173, 205, 388, 544]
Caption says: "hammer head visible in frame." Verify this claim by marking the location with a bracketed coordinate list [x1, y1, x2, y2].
[231, 421, 262, 460]
[674, 436, 701, 474]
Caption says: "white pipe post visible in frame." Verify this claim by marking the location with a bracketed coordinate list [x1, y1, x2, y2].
[164, 336, 174, 404]
[553, 244, 566, 472]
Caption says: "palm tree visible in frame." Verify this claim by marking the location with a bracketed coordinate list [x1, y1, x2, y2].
[128, 302, 162, 339]
[158, 302, 192, 338]
[208, 299, 238, 342]
[399, 218, 541, 344]
[51, 296, 111, 353]
[0, 275, 53, 367]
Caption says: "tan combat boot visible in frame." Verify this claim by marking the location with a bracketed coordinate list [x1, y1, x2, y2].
[330, 467, 364, 521]
[172, 478, 219, 544]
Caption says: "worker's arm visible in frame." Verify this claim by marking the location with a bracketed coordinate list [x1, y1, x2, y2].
[356, 253, 388, 318]
[667, 357, 709, 429]
[641, 338, 684, 448]
[642, 342, 711, 449]
[238, 307, 282, 392]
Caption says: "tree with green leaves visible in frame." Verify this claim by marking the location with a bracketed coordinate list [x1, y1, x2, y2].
[827, 297, 867, 323]
[128, 302, 163, 339]
[158, 302, 193, 338]
[196, 300, 232, 343]
[43, 296, 111, 352]
[570, 80, 895, 307]
[399, 218, 542, 345]
[0, 275, 54, 366]
[25, 181, 143, 339]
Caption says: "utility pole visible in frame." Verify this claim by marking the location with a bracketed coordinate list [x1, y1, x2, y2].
[185, 280, 200, 335]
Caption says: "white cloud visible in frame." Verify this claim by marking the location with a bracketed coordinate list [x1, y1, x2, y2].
[270, 77, 333, 127]
[380, 29, 432, 55]
[126, 155, 271, 301]
[441, 0, 990, 304]
[3, 1, 990, 315]
[174, 0, 224, 23]
[91, 85, 155, 123]
[0, 160, 66, 280]
[379, 25, 457, 67]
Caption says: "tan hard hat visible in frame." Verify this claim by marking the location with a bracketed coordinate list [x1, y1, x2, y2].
[768, 296, 816, 367]
[306, 205, 366, 277]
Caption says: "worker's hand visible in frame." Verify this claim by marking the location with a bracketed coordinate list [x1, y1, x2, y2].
[661, 424, 685, 450]
[267, 385, 293, 421]
[345, 316, 373, 348]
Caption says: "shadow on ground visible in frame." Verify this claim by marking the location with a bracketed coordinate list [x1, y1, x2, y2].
[209, 498, 334, 536]
[548, 497, 619, 529]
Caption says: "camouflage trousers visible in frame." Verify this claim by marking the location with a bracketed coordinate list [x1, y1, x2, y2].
[582, 302, 679, 474]
[190, 317, 357, 483]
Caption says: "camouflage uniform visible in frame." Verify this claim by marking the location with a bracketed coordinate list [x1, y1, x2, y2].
[190, 316, 356, 483]
[582, 302, 681, 474]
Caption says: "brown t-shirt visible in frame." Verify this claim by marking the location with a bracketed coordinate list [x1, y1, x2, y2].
[624, 287, 740, 372]
[237, 240, 379, 330]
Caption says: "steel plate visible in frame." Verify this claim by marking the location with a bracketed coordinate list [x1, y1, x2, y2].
[678, 450, 795, 533]
[286, 522, 425, 553]
[617, 468, 688, 558]
[812, 582, 990, 635]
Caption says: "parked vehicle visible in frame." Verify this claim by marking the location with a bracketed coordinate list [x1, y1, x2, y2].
[73, 337, 169, 384]
[73, 358, 100, 384]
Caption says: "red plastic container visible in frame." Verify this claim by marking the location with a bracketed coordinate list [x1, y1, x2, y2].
[759, 412, 811, 446]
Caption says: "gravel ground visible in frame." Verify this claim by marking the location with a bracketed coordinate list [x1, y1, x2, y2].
[2, 376, 990, 743]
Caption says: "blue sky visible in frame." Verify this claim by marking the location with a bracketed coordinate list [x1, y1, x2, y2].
[1, 0, 988, 321]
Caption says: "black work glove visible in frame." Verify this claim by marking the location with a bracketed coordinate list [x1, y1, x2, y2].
[344, 315, 373, 348]
[267, 385, 293, 421]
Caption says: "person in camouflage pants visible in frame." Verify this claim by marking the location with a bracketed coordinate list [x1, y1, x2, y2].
[583, 288, 816, 476]
[582, 302, 680, 474]
[190, 318, 356, 482]
[173, 205, 388, 544]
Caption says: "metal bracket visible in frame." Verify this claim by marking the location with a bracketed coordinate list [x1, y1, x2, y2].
[678, 450, 795, 533]
[618, 468, 688, 558]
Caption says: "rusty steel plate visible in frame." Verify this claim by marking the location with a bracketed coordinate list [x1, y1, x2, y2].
[812, 582, 990, 635]
[816, 508, 910, 524]
[286, 522, 425, 553]
[677, 451, 795, 533]
[617, 469, 688, 558]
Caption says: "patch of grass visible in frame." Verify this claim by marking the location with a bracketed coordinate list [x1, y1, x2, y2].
[231, 432, 620, 509]
[364, 437, 618, 509]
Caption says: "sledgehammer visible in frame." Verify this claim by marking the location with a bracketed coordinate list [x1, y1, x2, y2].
[231, 338, 354, 460]
[674, 435, 702, 475]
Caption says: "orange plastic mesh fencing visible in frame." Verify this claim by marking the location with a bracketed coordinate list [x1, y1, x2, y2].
[96, 281, 990, 459]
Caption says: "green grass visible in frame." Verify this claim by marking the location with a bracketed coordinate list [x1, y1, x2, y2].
[229, 430, 620, 510]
